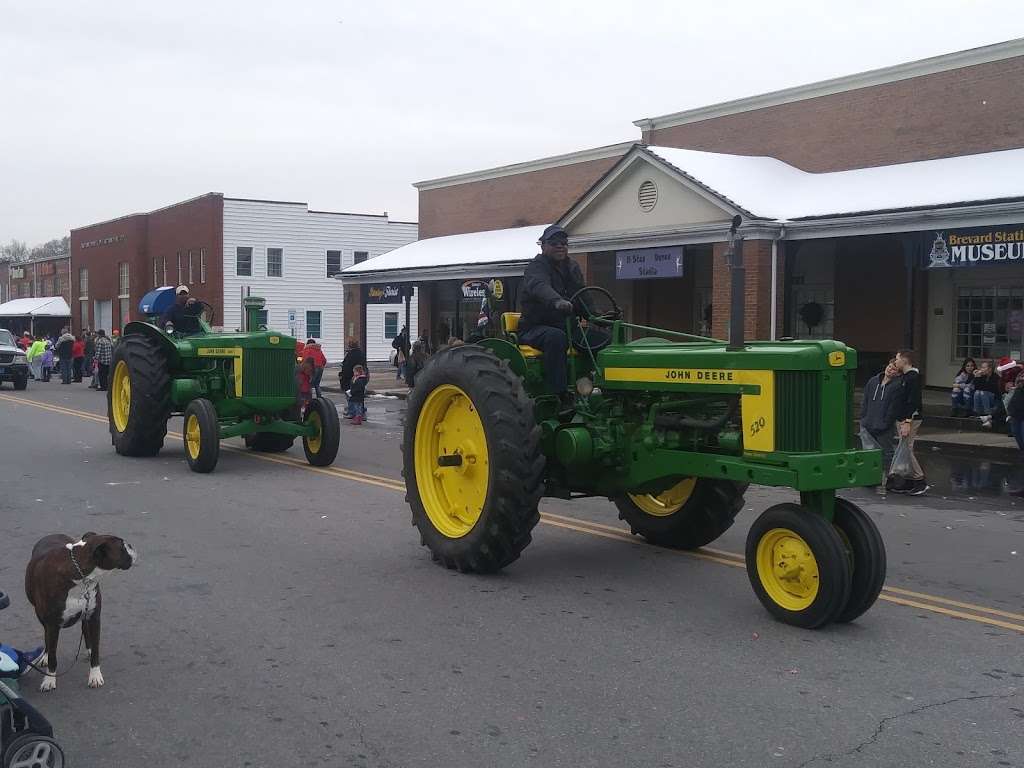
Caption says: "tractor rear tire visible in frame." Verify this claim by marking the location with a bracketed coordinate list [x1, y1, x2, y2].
[615, 478, 744, 549]
[403, 345, 544, 573]
[109, 335, 171, 457]
[746, 503, 852, 629]
[244, 433, 296, 452]
[183, 398, 220, 473]
[832, 498, 886, 624]
[303, 397, 341, 466]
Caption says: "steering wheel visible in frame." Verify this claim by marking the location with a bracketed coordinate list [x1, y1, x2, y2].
[569, 286, 623, 324]
[196, 299, 216, 327]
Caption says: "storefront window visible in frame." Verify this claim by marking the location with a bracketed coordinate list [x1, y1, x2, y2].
[955, 286, 1024, 360]
[384, 312, 399, 339]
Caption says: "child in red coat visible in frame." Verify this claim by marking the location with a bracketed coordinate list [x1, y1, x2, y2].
[297, 357, 315, 417]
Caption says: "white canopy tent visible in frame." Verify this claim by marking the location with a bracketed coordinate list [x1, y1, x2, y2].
[0, 296, 72, 336]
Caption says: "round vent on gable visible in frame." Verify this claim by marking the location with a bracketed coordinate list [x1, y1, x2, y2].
[638, 179, 658, 212]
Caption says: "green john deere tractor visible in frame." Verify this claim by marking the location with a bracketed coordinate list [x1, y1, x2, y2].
[404, 218, 886, 629]
[107, 290, 340, 473]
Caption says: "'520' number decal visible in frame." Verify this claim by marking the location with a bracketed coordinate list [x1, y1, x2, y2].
[749, 416, 767, 437]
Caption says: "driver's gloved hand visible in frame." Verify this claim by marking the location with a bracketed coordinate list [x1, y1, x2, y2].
[554, 299, 573, 314]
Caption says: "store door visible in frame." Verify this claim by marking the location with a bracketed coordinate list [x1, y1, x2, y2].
[94, 300, 112, 334]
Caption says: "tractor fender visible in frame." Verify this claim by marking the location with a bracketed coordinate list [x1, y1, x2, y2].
[478, 337, 528, 378]
[122, 321, 182, 368]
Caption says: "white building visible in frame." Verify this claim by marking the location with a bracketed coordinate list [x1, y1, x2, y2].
[221, 198, 417, 362]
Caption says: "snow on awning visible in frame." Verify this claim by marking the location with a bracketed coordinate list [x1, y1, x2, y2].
[644, 146, 1024, 220]
[0, 296, 72, 317]
[339, 225, 548, 284]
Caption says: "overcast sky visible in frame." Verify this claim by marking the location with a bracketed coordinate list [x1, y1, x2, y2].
[1, 1, 1021, 244]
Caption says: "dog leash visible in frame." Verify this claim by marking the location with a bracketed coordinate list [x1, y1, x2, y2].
[23, 549, 91, 679]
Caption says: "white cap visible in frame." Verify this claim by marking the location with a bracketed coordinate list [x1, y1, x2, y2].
[176, 285, 189, 295]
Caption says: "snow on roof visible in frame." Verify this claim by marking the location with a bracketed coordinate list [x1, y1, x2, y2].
[342, 225, 548, 275]
[0, 296, 72, 317]
[645, 146, 1024, 220]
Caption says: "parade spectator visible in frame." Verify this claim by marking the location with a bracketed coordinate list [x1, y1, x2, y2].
[972, 359, 1001, 426]
[94, 330, 113, 390]
[338, 338, 367, 417]
[417, 330, 432, 355]
[888, 349, 927, 495]
[860, 358, 902, 490]
[392, 325, 410, 382]
[18, 332, 31, 351]
[296, 357, 315, 417]
[951, 357, 976, 416]
[55, 327, 75, 384]
[40, 341, 54, 382]
[71, 335, 85, 382]
[405, 340, 428, 389]
[26, 336, 45, 380]
[348, 365, 369, 425]
[303, 338, 327, 398]
[84, 331, 97, 388]
[1006, 369, 1024, 451]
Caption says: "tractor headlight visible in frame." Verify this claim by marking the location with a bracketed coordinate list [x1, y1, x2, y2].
[576, 377, 594, 397]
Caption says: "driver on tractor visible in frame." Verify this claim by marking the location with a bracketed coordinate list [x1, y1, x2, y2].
[160, 285, 205, 335]
[518, 225, 584, 404]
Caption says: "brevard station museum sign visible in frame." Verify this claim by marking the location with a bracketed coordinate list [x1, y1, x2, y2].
[616, 246, 684, 279]
[925, 225, 1024, 268]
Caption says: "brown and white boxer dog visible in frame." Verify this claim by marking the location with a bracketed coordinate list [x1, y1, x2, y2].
[24, 532, 137, 692]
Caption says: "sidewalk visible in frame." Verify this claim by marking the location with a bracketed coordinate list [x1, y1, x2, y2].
[321, 361, 411, 399]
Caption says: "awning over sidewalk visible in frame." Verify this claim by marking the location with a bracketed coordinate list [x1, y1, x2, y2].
[339, 225, 548, 284]
[0, 296, 72, 317]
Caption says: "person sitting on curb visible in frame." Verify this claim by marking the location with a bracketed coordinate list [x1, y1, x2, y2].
[951, 357, 976, 416]
[972, 359, 1001, 427]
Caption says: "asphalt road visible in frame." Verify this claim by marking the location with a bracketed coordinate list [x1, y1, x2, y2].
[0, 381, 1021, 768]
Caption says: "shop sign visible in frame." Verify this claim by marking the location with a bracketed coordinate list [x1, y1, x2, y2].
[924, 225, 1024, 268]
[615, 246, 684, 279]
[461, 280, 489, 299]
[363, 284, 407, 304]
[80, 234, 126, 249]
[9, 267, 24, 279]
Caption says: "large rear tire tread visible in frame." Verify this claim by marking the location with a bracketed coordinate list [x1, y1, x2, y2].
[108, 335, 171, 457]
[403, 345, 544, 573]
[615, 479, 745, 549]
[833, 498, 887, 623]
[183, 398, 220, 473]
[745, 503, 852, 629]
[304, 397, 341, 466]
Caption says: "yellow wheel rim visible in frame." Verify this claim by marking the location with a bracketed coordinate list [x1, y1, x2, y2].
[756, 527, 820, 611]
[111, 360, 131, 433]
[413, 384, 489, 538]
[306, 411, 322, 454]
[185, 414, 201, 460]
[628, 478, 697, 517]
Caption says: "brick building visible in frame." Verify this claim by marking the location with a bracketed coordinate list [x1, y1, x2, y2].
[0, 255, 72, 305]
[72, 194, 416, 361]
[343, 38, 1024, 383]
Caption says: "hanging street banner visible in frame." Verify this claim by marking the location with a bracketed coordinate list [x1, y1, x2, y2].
[924, 225, 1024, 268]
[615, 246, 684, 280]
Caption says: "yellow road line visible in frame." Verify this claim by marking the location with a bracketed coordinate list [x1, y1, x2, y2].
[3, 393, 1022, 633]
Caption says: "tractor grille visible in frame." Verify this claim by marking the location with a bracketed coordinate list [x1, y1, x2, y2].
[242, 348, 297, 398]
[774, 371, 821, 452]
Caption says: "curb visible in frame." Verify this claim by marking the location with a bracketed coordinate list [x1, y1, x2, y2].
[322, 385, 409, 401]
[916, 439, 1021, 462]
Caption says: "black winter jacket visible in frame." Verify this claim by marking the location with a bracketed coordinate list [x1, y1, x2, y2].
[338, 345, 367, 391]
[892, 368, 924, 421]
[860, 373, 902, 433]
[519, 254, 584, 333]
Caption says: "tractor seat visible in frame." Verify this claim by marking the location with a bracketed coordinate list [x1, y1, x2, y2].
[502, 312, 583, 358]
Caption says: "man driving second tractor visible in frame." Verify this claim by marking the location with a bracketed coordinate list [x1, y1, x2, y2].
[160, 285, 205, 335]
[518, 225, 584, 403]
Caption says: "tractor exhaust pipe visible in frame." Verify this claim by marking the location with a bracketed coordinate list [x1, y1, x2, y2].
[726, 215, 745, 351]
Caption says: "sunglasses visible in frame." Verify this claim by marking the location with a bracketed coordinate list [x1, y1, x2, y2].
[546, 237, 569, 247]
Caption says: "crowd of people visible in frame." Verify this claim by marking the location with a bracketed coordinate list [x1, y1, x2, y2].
[16, 327, 116, 390]
[949, 355, 1024, 448]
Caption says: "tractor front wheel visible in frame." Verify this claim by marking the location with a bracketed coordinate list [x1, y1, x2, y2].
[303, 398, 341, 466]
[403, 345, 543, 573]
[183, 398, 220, 473]
[746, 503, 852, 629]
[832, 498, 886, 623]
[109, 334, 171, 456]
[615, 478, 744, 549]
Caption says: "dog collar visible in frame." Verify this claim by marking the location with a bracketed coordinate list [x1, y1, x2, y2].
[69, 546, 88, 582]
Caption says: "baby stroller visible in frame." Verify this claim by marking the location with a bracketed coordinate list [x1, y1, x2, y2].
[0, 590, 64, 768]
